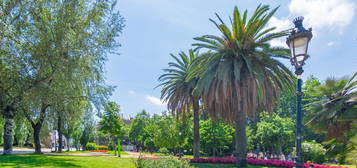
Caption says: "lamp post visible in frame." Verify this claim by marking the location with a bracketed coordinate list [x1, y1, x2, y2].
[286, 16, 313, 168]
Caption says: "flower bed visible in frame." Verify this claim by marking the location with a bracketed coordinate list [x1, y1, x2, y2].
[189, 158, 346, 168]
[90, 150, 109, 152]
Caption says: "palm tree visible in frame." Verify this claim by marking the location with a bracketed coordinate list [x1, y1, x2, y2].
[191, 5, 294, 166]
[306, 73, 357, 140]
[158, 50, 201, 158]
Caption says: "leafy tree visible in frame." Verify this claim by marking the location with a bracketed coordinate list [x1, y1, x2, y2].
[66, 119, 83, 151]
[13, 117, 30, 147]
[1, 0, 123, 154]
[200, 119, 234, 156]
[129, 110, 150, 149]
[62, 104, 86, 152]
[142, 118, 159, 153]
[0, 117, 3, 145]
[191, 5, 294, 166]
[251, 112, 294, 154]
[153, 115, 181, 151]
[299, 76, 325, 143]
[275, 87, 296, 119]
[80, 107, 96, 151]
[158, 50, 201, 158]
[98, 101, 125, 156]
[0, 0, 51, 154]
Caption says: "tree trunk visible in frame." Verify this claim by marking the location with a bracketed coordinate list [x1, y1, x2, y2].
[58, 115, 63, 153]
[234, 85, 247, 167]
[235, 109, 247, 167]
[13, 135, 18, 146]
[54, 130, 57, 152]
[25, 104, 48, 154]
[81, 141, 86, 151]
[66, 137, 70, 152]
[32, 123, 42, 154]
[192, 98, 200, 159]
[117, 139, 121, 157]
[3, 106, 14, 155]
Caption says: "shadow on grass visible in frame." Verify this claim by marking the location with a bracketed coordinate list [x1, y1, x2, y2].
[0, 154, 79, 167]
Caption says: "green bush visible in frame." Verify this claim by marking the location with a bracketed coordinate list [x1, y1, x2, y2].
[134, 155, 192, 168]
[158, 147, 169, 154]
[108, 143, 115, 151]
[302, 141, 326, 164]
[96, 145, 108, 150]
[86, 143, 96, 150]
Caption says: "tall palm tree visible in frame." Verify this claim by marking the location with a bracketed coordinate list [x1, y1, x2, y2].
[306, 73, 357, 140]
[158, 50, 201, 158]
[190, 5, 294, 166]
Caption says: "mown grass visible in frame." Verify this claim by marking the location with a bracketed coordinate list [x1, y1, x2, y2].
[328, 164, 356, 168]
[0, 154, 353, 168]
[0, 154, 135, 168]
[0, 154, 266, 168]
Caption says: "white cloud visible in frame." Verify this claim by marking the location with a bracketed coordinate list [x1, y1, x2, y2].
[145, 95, 167, 107]
[267, 0, 355, 46]
[268, 17, 292, 33]
[327, 41, 336, 46]
[266, 17, 292, 47]
[269, 39, 287, 47]
[289, 0, 355, 30]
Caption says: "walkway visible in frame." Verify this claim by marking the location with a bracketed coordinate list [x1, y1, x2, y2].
[0, 148, 51, 155]
[0, 148, 157, 158]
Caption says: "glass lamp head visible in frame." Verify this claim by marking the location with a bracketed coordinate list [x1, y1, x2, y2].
[286, 17, 313, 75]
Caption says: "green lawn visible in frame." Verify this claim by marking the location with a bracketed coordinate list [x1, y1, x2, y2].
[0, 154, 268, 168]
[0, 154, 353, 168]
[0, 155, 135, 168]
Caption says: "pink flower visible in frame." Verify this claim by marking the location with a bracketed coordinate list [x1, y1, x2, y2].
[188, 158, 346, 168]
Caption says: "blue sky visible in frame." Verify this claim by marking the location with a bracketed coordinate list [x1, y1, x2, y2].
[105, 0, 357, 118]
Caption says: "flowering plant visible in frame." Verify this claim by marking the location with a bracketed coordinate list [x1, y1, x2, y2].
[90, 150, 109, 152]
[189, 158, 346, 168]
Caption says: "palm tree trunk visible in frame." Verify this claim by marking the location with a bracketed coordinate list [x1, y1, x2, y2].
[3, 106, 15, 155]
[192, 98, 200, 159]
[235, 111, 247, 167]
[234, 86, 247, 167]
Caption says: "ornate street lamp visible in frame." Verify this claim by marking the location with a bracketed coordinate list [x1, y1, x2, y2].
[286, 16, 313, 168]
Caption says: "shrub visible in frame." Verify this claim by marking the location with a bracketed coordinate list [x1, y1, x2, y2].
[302, 141, 326, 164]
[159, 147, 169, 154]
[86, 143, 96, 150]
[96, 145, 108, 150]
[134, 155, 193, 168]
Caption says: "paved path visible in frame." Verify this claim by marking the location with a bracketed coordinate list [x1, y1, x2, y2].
[0, 148, 51, 155]
[46, 151, 113, 157]
[0, 148, 157, 158]
[121, 151, 158, 158]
